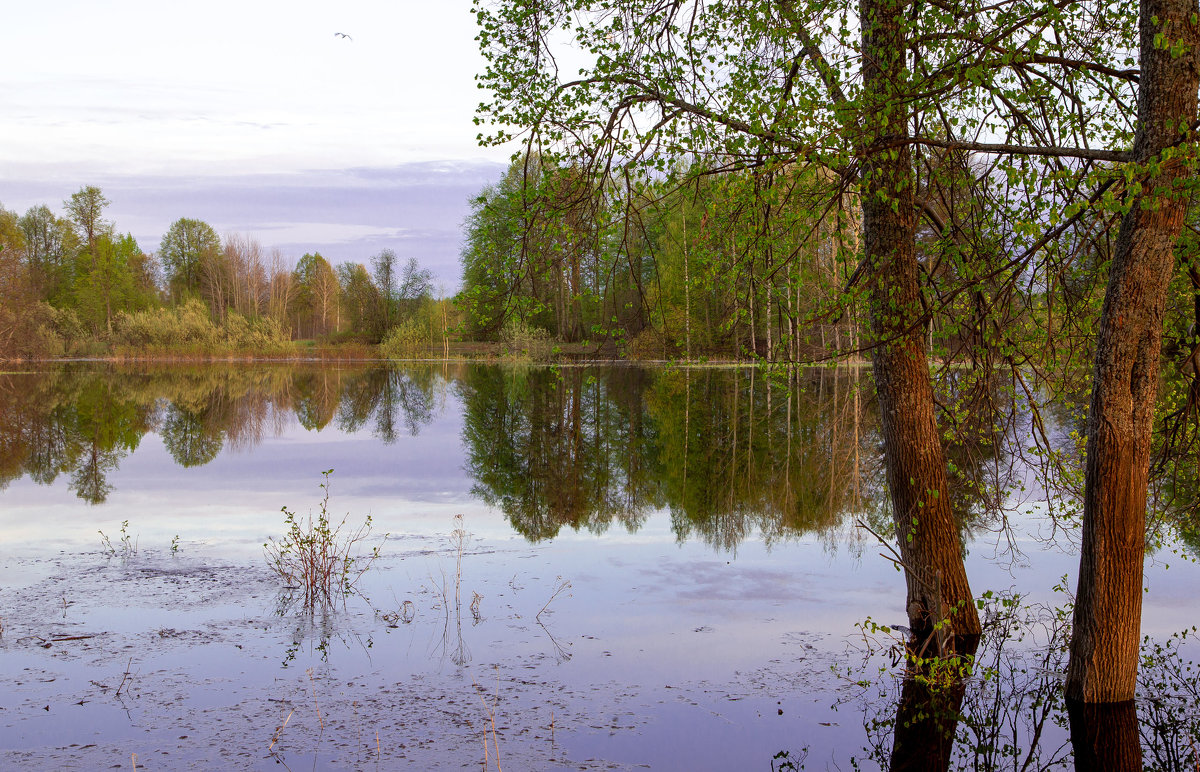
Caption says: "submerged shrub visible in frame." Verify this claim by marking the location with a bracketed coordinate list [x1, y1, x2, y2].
[264, 470, 384, 610]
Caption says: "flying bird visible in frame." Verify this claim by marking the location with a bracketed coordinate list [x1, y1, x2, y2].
[334, 32, 353, 41]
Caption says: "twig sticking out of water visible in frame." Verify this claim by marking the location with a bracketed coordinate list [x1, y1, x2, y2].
[536, 577, 572, 623]
[269, 708, 295, 751]
[451, 514, 466, 609]
[114, 657, 135, 698]
[474, 669, 503, 771]
[306, 668, 324, 729]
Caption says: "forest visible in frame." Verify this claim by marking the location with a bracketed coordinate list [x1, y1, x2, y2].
[0, 186, 451, 359]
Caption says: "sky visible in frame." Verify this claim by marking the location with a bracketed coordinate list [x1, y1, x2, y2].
[0, 0, 513, 289]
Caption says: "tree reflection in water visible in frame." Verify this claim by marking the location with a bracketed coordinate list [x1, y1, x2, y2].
[2, 363, 1197, 768]
[839, 595, 1198, 770]
[461, 364, 889, 546]
[0, 364, 445, 502]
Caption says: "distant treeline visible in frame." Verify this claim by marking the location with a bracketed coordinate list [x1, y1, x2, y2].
[0, 186, 452, 359]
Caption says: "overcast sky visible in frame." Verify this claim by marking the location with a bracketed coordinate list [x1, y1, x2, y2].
[0, 0, 513, 289]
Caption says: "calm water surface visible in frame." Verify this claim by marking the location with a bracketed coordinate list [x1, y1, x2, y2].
[0, 362, 1196, 769]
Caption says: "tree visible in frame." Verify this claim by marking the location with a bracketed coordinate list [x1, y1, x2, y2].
[473, 0, 1185, 724]
[73, 233, 154, 334]
[0, 204, 24, 262]
[0, 204, 36, 358]
[473, 0, 991, 650]
[459, 158, 539, 337]
[221, 233, 268, 319]
[337, 261, 383, 337]
[159, 218, 220, 299]
[292, 252, 340, 338]
[1066, 0, 1200, 706]
[371, 248, 399, 330]
[18, 205, 78, 303]
[63, 186, 110, 253]
[398, 257, 433, 307]
[266, 248, 296, 330]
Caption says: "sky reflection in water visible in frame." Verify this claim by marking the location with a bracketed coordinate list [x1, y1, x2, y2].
[0, 363, 1197, 769]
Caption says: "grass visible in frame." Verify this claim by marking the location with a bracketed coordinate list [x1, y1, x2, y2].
[264, 470, 384, 610]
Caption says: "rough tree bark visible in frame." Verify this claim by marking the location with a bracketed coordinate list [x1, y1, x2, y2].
[1066, 0, 1200, 705]
[861, 0, 981, 650]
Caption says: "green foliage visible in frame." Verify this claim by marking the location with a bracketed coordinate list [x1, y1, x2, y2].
[18, 204, 78, 304]
[98, 519, 138, 559]
[73, 232, 158, 333]
[499, 317, 553, 361]
[111, 299, 293, 354]
[379, 319, 428, 358]
[159, 218, 220, 298]
[337, 261, 385, 340]
[291, 252, 340, 339]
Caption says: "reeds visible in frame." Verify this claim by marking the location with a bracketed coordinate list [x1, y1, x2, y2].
[264, 470, 384, 610]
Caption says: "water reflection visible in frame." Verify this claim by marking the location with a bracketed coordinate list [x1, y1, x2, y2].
[846, 600, 1198, 771]
[0, 365, 443, 504]
[460, 365, 890, 547]
[2, 363, 1198, 768]
[0, 364, 891, 548]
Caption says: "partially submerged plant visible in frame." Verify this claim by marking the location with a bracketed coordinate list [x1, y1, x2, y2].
[264, 470, 384, 610]
[98, 519, 138, 559]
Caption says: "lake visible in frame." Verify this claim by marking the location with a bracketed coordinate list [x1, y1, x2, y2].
[0, 362, 1196, 769]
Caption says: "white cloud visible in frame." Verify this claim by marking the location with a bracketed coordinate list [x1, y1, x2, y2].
[0, 0, 512, 177]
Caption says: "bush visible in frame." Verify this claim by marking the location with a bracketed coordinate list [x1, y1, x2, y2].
[113, 299, 218, 347]
[112, 300, 294, 354]
[379, 319, 427, 359]
[500, 317, 553, 361]
[624, 326, 676, 360]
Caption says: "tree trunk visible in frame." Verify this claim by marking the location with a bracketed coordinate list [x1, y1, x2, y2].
[1066, 0, 1199, 704]
[890, 640, 977, 772]
[1067, 699, 1142, 771]
[860, 0, 980, 645]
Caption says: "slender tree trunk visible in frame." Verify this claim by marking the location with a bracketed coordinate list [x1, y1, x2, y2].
[860, 0, 980, 646]
[749, 275, 758, 357]
[1067, 0, 1200, 704]
[684, 211, 692, 361]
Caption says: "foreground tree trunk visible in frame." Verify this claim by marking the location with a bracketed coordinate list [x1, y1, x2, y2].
[861, 0, 981, 647]
[1066, 0, 1200, 704]
[1068, 699, 1142, 771]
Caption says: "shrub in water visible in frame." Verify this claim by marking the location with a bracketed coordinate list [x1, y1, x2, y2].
[264, 470, 383, 610]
